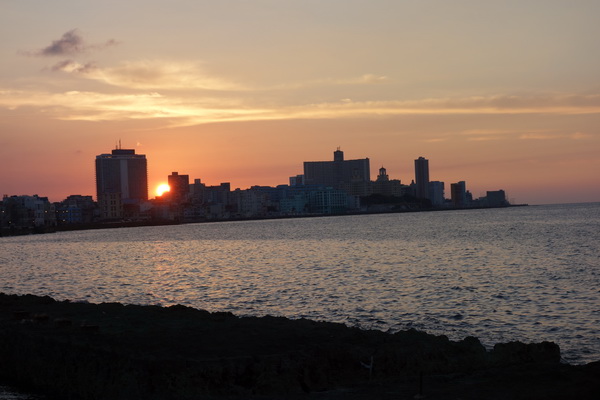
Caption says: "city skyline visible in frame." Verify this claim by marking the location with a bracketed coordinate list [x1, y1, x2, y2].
[5, 145, 505, 205]
[1, 1, 599, 205]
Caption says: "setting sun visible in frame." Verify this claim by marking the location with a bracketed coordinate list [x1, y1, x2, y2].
[155, 183, 170, 197]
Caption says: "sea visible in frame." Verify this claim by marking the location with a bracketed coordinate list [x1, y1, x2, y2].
[1, 203, 599, 395]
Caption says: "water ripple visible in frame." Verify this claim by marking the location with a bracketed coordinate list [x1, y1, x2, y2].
[1, 203, 599, 364]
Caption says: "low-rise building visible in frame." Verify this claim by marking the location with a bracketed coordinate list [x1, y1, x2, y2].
[0, 194, 56, 232]
[56, 195, 96, 224]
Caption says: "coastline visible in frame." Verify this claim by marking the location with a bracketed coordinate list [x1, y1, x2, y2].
[1, 293, 598, 399]
[0, 203, 528, 238]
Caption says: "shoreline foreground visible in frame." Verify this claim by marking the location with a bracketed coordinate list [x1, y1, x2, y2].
[1, 294, 598, 399]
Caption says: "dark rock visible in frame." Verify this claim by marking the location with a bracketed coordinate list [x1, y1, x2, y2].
[53, 318, 72, 326]
[32, 313, 49, 323]
[0, 293, 598, 400]
[12, 310, 30, 320]
[491, 341, 561, 365]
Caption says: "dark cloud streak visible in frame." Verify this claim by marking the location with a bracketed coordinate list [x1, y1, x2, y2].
[41, 29, 84, 56]
[28, 29, 119, 57]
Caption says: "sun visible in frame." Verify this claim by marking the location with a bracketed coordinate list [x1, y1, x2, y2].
[155, 183, 170, 197]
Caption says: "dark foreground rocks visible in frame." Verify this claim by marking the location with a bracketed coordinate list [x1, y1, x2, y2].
[0, 293, 598, 399]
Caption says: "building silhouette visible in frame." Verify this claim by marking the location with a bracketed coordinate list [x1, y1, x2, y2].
[95, 147, 148, 219]
[57, 195, 96, 224]
[485, 190, 508, 207]
[414, 156, 430, 200]
[168, 172, 190, 202]
[0, 194, 56, 231]
[303, 148, 370, 196]
[428, 181, 445, 206]
[372, 166, 404, 197]
[450, 181, 467, 208]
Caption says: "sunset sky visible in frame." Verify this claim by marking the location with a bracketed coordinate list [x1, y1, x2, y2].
[1, 0, 599, 205]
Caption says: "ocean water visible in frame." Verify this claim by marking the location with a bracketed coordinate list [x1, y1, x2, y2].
[1, 203, 599, 365]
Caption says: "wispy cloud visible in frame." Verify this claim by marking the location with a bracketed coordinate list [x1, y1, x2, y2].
[50, 59, 97, 73]
[519, 132, 595, 140]
[51, 59, 387, 92]
[332, 73, 390, 85]
[270, 74, 390, 90]
[569, 132, 593, 140]
[262, 94, 600, 120]
[461, 129, 548, 141]
[1, 88, 599, 127]
[27, 29, 118, 57]
[0, 89, 267, 124]
[382, 94, 600, 115]
[519, 133, 558, 140]
[53, 59, 242, 91]
[459, 129, 596, 141]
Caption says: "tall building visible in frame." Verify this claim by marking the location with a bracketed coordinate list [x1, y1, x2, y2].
[168, 171, 190, 202]
[95, 147, 148, 219]
[451, 181, 467, 208]
[303, 148, 370, 196]
[414, 156, 430, 200]
[428, 181, 445, 206]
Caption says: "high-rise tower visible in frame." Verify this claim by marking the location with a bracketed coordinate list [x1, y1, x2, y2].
[95, 147, 148, 218]
[414, 156, 430, 200]
[168, 171, 190, 202]
[303, 148, 370, 196]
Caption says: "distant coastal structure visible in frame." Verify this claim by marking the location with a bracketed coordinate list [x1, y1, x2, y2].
[0, 146, 515, 235]
[414, 156, 430, 200]
[95, 145, 148, 219]
[451, 181, 467, 208]
[303, 148, 371, 196]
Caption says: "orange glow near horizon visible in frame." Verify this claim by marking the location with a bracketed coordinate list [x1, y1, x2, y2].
[155, 183, 170, 197]
[1, 2, 600, 206]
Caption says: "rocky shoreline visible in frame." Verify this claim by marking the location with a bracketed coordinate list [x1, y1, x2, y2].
[0, 293, 598, 399]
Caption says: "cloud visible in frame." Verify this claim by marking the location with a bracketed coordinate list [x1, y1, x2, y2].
[54, 59, 241, 91]
[1, 88, 599, 128]
[336, 94, 600, 116]
[0, 89, 265, 124]
[456, 128, 596, 142]
[355, 74, 390, 84]
[462, 129, 520, 136]
[29, 29, 118, 57]
[519, 132, 595, 141]
[55, 60, 387, 92]
[519, 133, 557, 140]
[258, 94, 600, 121]
[50, 59, 97, 73]
[330, 74, 390, 85]
[40, 30, 85, 56]
[570, 132, 592, 140]
[271, 74, 391, 90]
[461, 129, 549, 141]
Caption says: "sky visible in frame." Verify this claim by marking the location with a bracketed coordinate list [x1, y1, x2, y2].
[1, 0, 599, 205]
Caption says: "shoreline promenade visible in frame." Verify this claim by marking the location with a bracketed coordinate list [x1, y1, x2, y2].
[0, 203, 527, 238]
